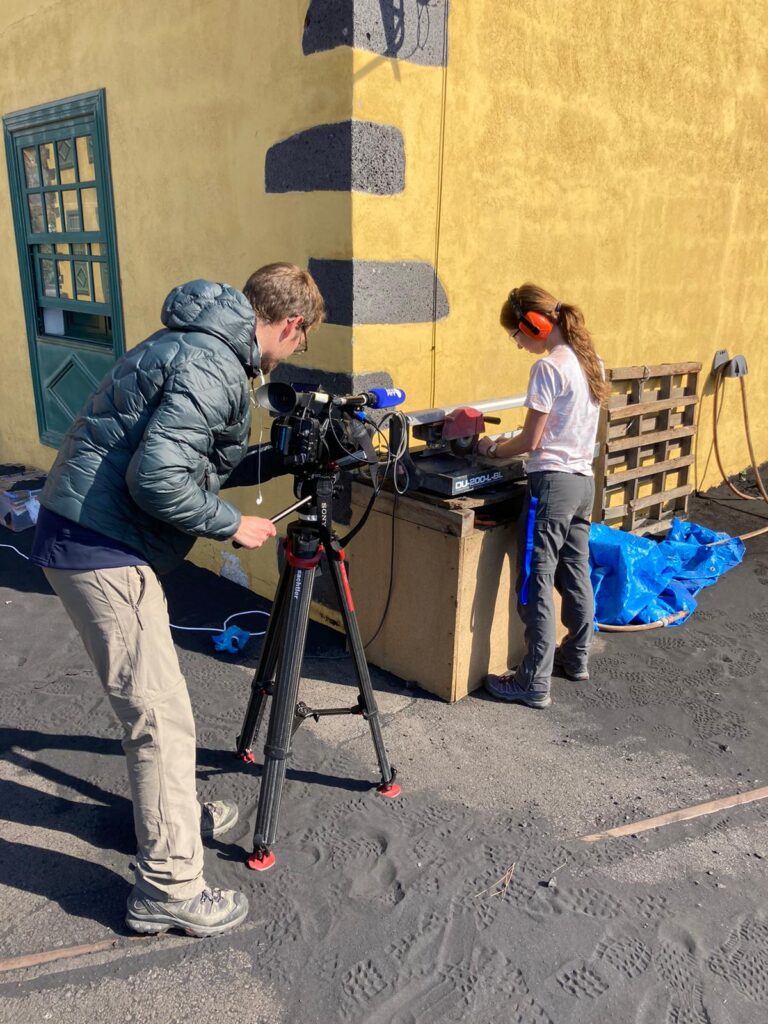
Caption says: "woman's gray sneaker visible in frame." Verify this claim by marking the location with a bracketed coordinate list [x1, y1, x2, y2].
[484, 672, 552, 708]
[126, 885, 249, 938]
[553, 647, 590, 681]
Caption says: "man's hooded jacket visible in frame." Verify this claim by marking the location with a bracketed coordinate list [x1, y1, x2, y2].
[40, 280, 280, 573]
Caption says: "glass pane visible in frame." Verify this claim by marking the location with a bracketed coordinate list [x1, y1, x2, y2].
[55, 243, 70, 254]
[45, 192, 62, 232]
[57, 260, 73, 299]
[81, 188, 99, 231]
[23, 147, 40, 187]
[40, 258, 57, 296]
[76, 135, 95, 181]
[28, 193, 45, 233]
[62, 190, 81, 231]
[74, 260, 91, 299]
[39, 142, 58, 185]
[38, 243, 54, 254]
[57, 139, 75, 184]
[90, 242, 104, 255]
[94, 262, 110, 303]
[72, 242, 88, 255]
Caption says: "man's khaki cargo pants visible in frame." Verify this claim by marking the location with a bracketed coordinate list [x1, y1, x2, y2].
[44, 564, 204, 900]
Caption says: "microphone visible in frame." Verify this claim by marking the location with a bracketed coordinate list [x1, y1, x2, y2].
[366, 387, 406, 409]
[333, 387, 406, 411]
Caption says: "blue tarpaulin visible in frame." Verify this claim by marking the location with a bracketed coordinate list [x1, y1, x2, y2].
[589, 519, 745, 627]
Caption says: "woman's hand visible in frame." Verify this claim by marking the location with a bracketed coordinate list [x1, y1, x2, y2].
[477, 436, 498, 458]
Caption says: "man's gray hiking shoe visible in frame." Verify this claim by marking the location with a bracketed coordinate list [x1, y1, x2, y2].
[200, 799, 239, 839]
[126, 885, 248, 938]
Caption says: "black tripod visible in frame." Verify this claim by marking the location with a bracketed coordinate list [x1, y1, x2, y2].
[236, 474, 400, 870]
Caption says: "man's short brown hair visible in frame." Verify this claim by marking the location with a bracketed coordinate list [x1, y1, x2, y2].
[242, 263, 325, 332]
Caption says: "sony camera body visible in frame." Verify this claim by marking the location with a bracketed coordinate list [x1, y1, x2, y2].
[255, 383, 405, 477]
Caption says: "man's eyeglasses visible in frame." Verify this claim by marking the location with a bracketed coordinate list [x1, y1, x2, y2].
[295, 323, 308, 353]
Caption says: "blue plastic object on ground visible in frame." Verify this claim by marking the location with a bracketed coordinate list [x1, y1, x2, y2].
[212, 624, 252, 653]
[589, 519, 745, 628]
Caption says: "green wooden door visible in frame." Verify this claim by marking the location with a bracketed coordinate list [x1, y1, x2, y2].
[4, 91, 124, 446]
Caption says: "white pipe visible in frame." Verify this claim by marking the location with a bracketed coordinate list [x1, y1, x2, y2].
[406, 395, 527, 426]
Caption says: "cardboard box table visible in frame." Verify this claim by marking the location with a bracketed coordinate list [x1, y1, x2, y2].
[344, 482, 565, 702]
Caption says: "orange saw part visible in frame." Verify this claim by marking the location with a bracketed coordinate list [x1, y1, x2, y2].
[441, 407, 486, 440]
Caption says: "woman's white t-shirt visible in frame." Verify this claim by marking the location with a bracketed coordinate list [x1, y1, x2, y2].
[524, 344, 600, 476]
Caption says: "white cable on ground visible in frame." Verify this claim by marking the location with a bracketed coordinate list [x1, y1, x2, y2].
[170, 609, 269, 637]
[1, 542, 268, 636]
[0, 543, 29, 560]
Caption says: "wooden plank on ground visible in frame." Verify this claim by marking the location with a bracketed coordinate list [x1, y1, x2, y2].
[580, 785, 768, 843]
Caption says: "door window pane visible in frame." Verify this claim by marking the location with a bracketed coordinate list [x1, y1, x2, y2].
[55, 243, 70, 254]
[44, 192, 62, 232]
[76, 135, 95, 181]
[93, 262, 110, 303]
[62, 190, 81, 231]
[40, 258, 57, 296]
[39, 142, 58, 185]
[57, 139, 76, 184]
[81, 188, 99, 231]
[23, 147, 40, 187]
[28, 193, 45, 233]
[74, 261, 91, 299]
[57, 260, 74, 299]
[72, 242, 88, 255]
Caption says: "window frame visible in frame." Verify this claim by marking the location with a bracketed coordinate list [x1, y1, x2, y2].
[3, 89, 124, 444]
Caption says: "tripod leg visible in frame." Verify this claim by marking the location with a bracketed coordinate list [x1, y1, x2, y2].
[236, 563, 291, 760]
[327, 552, 401, 798]
[248, 560, 316, 870]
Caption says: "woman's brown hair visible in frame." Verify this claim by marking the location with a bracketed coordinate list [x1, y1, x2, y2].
[500, 283, 609, 406]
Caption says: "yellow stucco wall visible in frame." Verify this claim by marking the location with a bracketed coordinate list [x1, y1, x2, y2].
[351, 0, 768, 491]
[0, 0, 352, 598]
[2, 0, 768, 604]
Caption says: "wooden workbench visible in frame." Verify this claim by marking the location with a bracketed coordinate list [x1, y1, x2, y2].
[344, 481, 565, 702]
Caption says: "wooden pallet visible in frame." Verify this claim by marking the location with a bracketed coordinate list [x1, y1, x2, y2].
[592, 361, 701, 536]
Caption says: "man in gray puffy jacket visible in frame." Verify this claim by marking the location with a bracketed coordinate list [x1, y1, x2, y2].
[31, 264, 325, 937]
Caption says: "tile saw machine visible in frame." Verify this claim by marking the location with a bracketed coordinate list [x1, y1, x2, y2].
[387, 394, 529, 497]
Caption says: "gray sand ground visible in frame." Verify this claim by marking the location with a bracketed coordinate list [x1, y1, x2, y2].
[1, 491, 767, 1023]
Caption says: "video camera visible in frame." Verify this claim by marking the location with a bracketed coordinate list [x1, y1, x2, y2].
[255, 383, 406, 477]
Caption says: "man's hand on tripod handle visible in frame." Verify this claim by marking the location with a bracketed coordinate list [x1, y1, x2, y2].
[231, 496, 313, 548]
[231, 516, 277, 549]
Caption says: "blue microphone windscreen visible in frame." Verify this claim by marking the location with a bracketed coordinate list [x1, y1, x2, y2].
[369, 387, 406, 409]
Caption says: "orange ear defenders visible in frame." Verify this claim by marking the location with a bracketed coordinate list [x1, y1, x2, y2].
[509, 291, 561, 341]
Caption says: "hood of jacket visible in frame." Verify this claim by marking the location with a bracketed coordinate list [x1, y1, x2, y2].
[161, 279, 261, 375]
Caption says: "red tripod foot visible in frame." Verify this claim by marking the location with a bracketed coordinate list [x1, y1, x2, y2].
[238, 749, 256, 764]
[246, 848, 276, 871]
[376, 780, 401, 799]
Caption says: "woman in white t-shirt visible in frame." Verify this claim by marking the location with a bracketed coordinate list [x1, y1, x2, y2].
[478, 283, 609, 708]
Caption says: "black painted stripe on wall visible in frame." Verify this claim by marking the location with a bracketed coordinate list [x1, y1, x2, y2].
[303, 0, 449, 67]
[270, 364, 395, 396]
[265, 121, 405, 194]
[308, 259, 449, 325]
